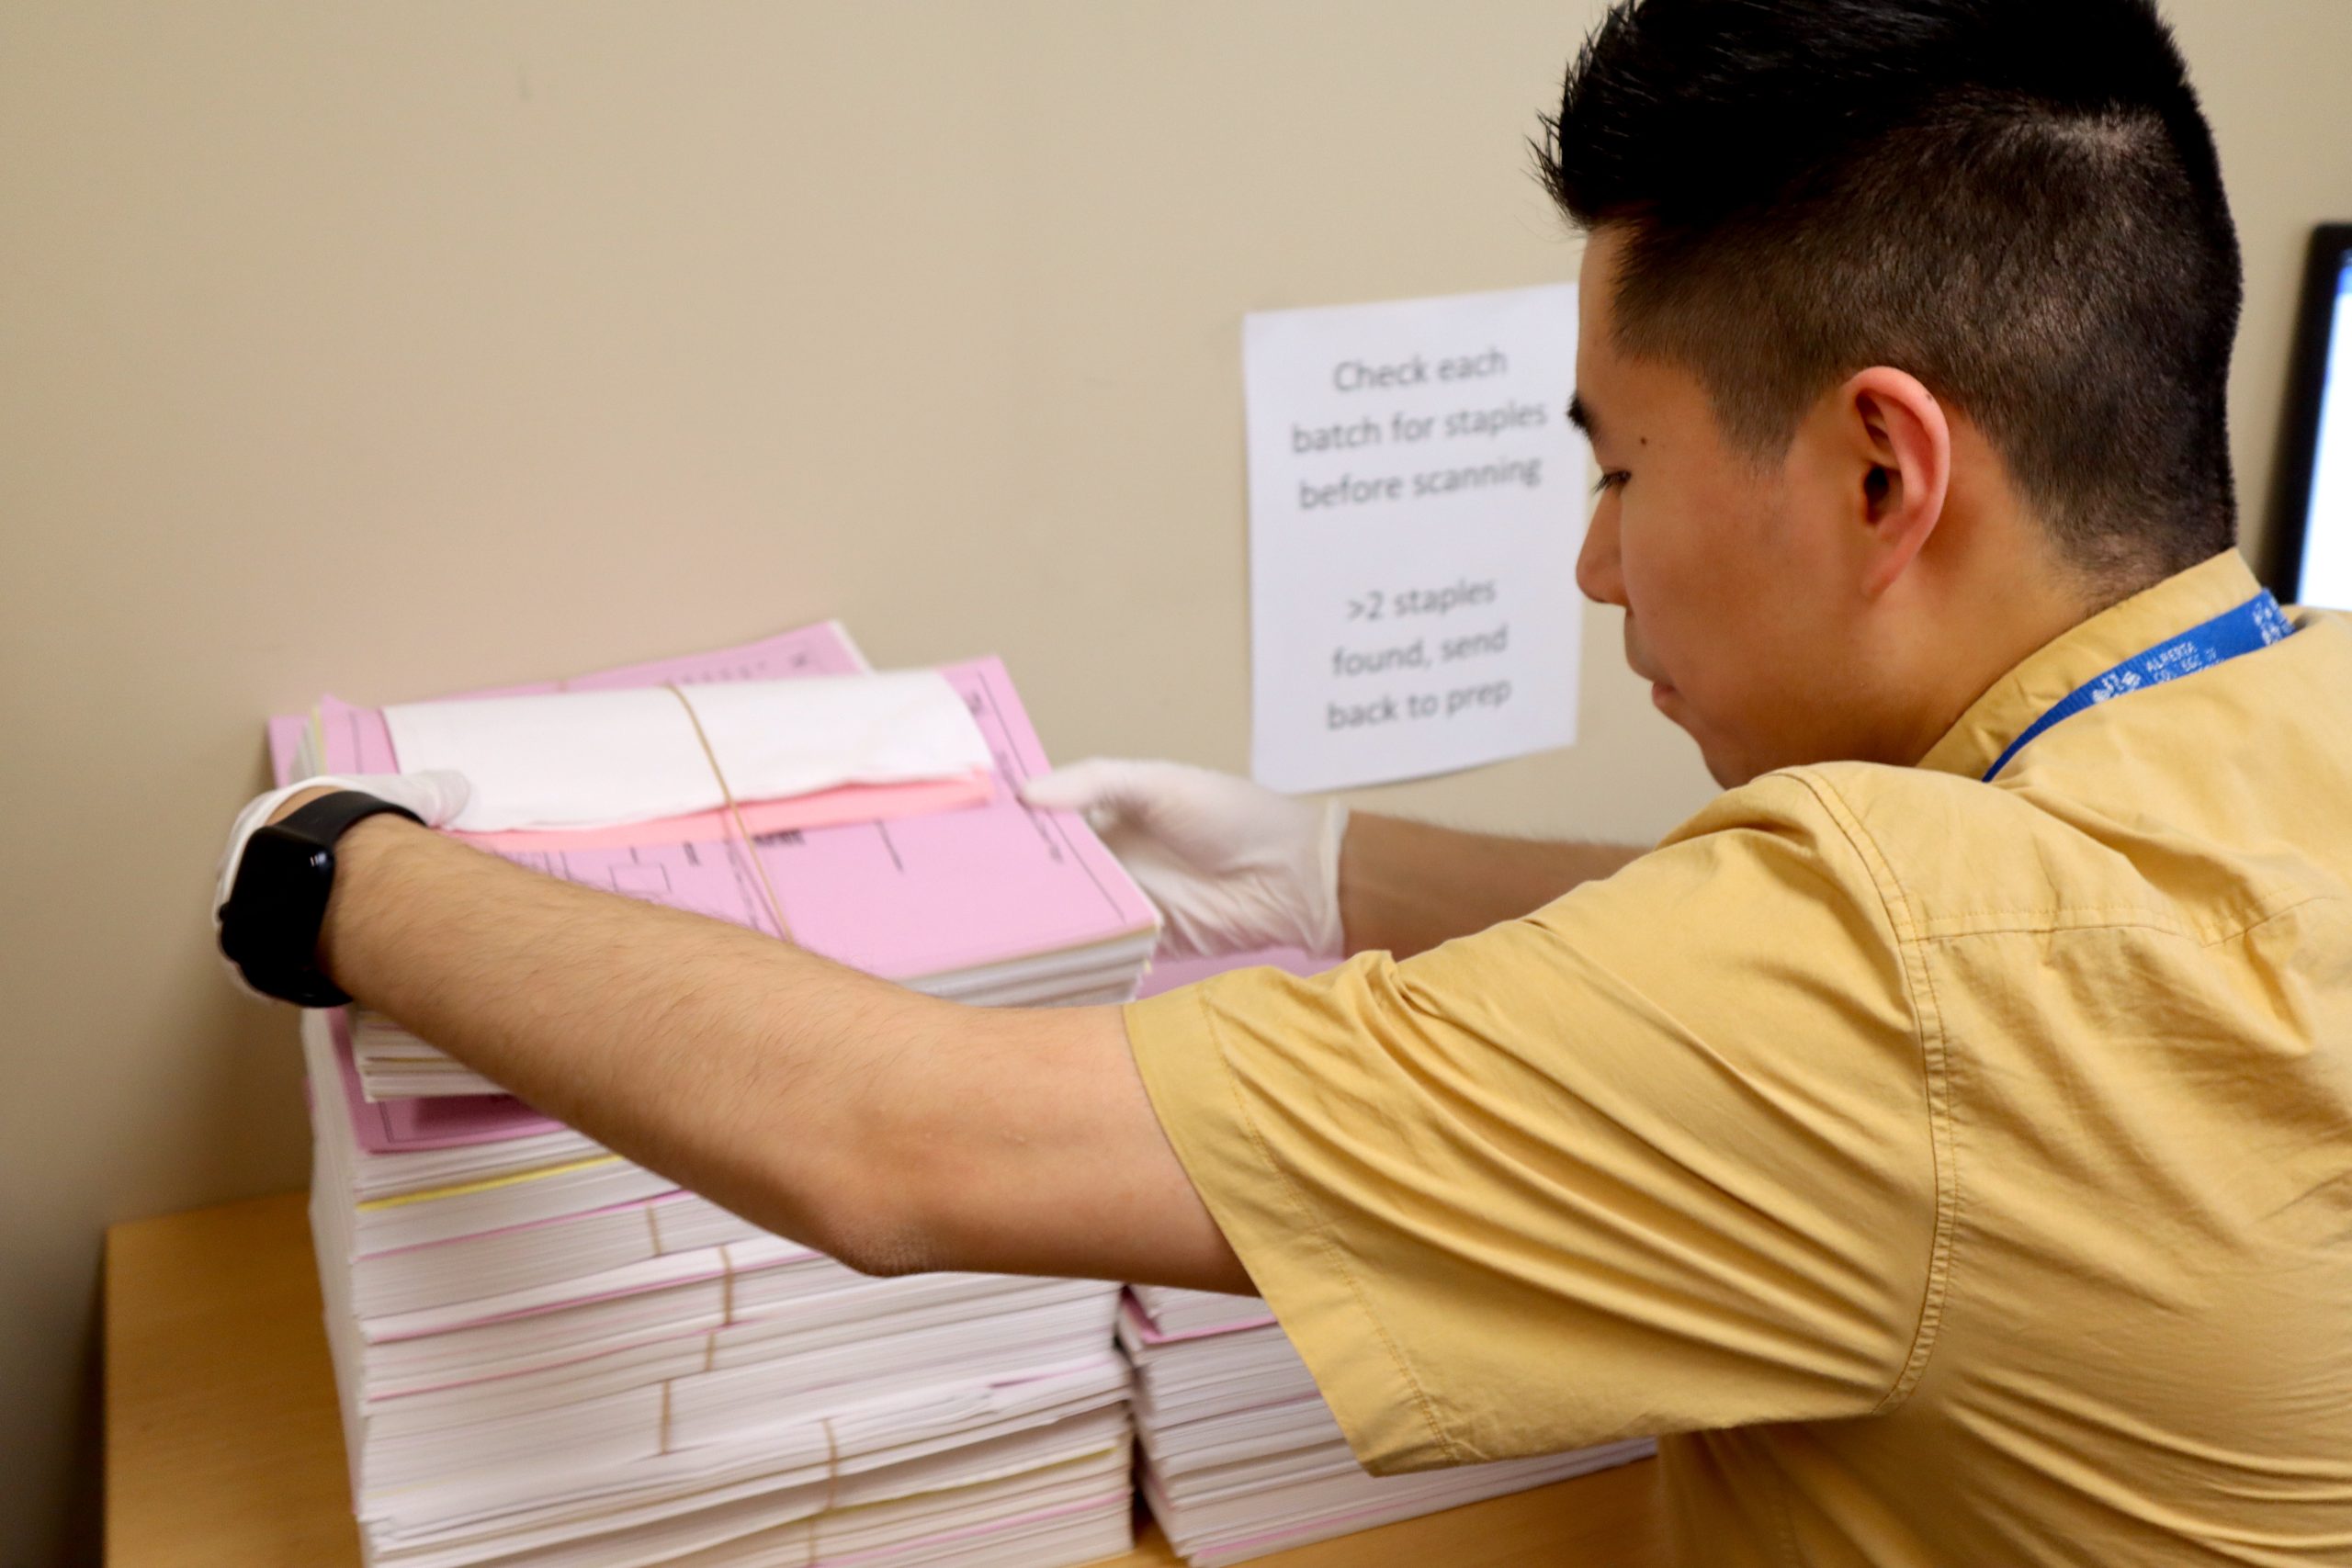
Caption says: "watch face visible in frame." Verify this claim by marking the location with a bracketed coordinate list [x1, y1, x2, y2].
[220, 827, 335, 971]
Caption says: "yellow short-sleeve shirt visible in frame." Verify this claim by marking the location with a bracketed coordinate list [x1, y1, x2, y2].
[1125, 552, 2352, 1567]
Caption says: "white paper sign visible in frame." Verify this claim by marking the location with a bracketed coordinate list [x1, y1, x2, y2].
[1244, 284, 1586, 793]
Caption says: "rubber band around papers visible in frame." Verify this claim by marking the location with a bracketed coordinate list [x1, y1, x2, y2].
[650, 1258, 848, 1543]
[664, 682, 796, 943]
[820, 1416, 843, 1540]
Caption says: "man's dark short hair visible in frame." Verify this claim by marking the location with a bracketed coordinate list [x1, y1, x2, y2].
[1540, 0, 2243, 582]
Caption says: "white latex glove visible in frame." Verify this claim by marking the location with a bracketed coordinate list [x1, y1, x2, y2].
[212, 772, 472, 1000]
[1021, 759, 1348, 959]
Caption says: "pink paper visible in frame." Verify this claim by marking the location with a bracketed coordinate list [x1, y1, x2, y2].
[277, 620, 1158, 1147]
[448, 773, 993, 852]
[326, 1010, 566, 1153]
[312, 660, 1155, 975]
[1118, 1292, 1277, 1345]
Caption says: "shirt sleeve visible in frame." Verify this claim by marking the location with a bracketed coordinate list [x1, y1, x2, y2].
[1123, 770, 1945, 1473]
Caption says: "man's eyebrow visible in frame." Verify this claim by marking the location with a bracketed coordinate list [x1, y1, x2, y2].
[1566, 392, 1600, 440]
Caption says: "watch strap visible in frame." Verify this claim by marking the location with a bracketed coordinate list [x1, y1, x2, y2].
[278, 788, 425, 847]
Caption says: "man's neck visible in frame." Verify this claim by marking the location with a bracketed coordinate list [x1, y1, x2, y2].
[1891, 550, 2118, 768]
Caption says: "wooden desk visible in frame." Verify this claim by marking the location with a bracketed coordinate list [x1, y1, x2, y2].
[107, 1192, 1666, 1568]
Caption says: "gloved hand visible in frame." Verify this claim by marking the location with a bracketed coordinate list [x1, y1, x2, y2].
[213, 772, 472, 1000]
[1021, 759, 1348, 959]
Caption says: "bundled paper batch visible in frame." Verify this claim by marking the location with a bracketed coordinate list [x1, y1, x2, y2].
[282, 623, 1157, 1567]
[1121, 1286, 1654, 1566]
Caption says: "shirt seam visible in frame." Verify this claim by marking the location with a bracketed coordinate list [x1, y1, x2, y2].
[1917, 890, 2336, 948]
[2204, 891, 2341, 949]
[1781, 769, 1960, 1419]
[1181, 982, 1467, 1468]
[1918, 904, 2189, 933]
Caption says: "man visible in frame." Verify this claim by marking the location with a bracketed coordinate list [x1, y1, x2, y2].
[216, 0, 2352, 1562]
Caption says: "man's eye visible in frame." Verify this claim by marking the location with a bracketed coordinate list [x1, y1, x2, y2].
[1592, 469, 1631, 497]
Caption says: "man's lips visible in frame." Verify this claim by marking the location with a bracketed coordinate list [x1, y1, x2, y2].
[1627, 625, 1665, 691]
[1623, 620, 1674, 700]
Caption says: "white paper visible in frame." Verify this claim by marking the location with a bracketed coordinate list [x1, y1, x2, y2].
[1244, 284, 1586, 793]
[382, 671, 991, 832]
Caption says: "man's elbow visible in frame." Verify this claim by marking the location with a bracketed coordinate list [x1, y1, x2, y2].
[819, 1213, 952, 1279]
[758, 1004, 1021, 1280]
[789, 1114, 968, 1280]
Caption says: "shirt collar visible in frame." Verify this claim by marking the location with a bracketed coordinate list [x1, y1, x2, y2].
[1915, 550, 2264, 782]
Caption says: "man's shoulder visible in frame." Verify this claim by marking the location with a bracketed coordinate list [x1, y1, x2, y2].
[1662, 761, 2018, 877]
[1648, 764, 2034, 940]
[1681, 757, 2348, 950]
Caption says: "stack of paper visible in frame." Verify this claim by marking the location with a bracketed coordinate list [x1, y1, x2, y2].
[283, 623, 1156, 1567]
[280, 624, 1161, 1100]
[1120, 1287, 1653, 1565]
[1118, 954, 1651, 1567]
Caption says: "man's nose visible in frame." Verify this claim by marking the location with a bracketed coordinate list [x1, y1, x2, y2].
[1577, 497, 1627, 607]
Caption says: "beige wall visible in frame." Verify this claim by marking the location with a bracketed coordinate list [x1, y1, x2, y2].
[5, 3, 2346, 1561]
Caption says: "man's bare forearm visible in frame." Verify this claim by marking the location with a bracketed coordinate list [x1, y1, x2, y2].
[312, 816, 1245, 1290]
[1340, 814, 1647, 957]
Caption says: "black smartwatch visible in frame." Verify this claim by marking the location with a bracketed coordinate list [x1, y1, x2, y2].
[217, 789, 424, 1007]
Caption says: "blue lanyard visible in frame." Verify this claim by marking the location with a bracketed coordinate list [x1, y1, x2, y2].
[1982, 592, 2295, 784]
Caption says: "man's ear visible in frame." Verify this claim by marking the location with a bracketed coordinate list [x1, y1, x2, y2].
[1838, 367, 1951, 598]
